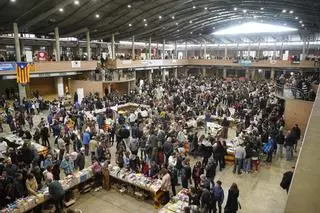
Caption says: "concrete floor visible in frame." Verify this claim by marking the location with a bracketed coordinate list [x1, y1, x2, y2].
[0, 110, 297, 213]
[71, 156, 294, 213]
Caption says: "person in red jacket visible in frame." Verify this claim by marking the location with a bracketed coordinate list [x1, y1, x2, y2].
[192, 161, 204, 190]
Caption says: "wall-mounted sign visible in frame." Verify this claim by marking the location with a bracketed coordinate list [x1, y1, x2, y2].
[37, 51, 47, 61]
[239, 60, 252, 66]
[71, 61, 81, 68]
[0, 62, 16, 71]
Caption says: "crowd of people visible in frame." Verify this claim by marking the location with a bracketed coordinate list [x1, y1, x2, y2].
[0, 75, 303, 213]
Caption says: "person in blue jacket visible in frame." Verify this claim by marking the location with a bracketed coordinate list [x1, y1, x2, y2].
[82, 129, 90, 156]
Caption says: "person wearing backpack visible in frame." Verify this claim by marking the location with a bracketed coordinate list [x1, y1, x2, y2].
[200, 183, 216, 213]
[280, 167, 294, 193]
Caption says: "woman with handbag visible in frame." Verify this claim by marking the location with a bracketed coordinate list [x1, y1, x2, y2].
[224, 183, 240, 213]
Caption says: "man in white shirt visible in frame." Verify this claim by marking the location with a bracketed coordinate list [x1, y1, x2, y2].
[0, 140, 8, 154]
[233, 144, 246, 175]
[168, 152, 177, 171]
[160, 168, 171, 205]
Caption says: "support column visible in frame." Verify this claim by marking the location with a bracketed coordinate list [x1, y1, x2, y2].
[108, 84, 111, 94]
[148, 37, 152, 60]
[14, 23, 27, 102]
[54, 27, 61, 61]
[174, 41, 177, 59]
[162, 69, 166, 82]
[302, 41, 306, 60]
[252, 69, 256, 80]
[185, 42, 188, 59]
[174, 68, 178, 78]
[156, 42, 159, 58]
[245, 68, 250, 79]
[257, 42, 261, 59]
[148, 69, 153, 83]
[86, 31, 91, 61]
[132, 36, 135, 60]
[57, 77, 64, 97]
[223, 68, 227, 78]
[202, 67, 206, 77]
[128, 82, 131, 94]
[271, 68, 275, 80]
[273, 42, 277, 60]
[111, 33, 115, 60]
[203, 42, 207, 59]
[224, 44, 228, 59]
[162, 39, 165, 59]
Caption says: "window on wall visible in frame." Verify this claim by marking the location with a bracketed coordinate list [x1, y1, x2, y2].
[262, 51, 280, 57]
[242, 51, 256, 57]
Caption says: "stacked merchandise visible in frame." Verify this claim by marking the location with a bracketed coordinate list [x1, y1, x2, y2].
[1, 168, 94, 213]
[159, 189, 189, 213]
[108, 165, 162, 193]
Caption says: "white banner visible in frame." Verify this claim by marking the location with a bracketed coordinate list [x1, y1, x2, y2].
[71, 61, 81, 68]
[25, 50, 33, 63]
[77, 88, 84, 104]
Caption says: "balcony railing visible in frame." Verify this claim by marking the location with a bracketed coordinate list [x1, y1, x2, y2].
[0, 59, 318, 75]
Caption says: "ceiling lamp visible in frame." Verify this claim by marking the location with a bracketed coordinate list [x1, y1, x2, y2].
[213, 22, 298, 35]
[172, 16, 175, 19]
[95, 14, 100, 18]
[234, 7, 237, 11]
[127, 4, 131, 8]
[289, 10, 294, 14]
[10, 0, 16, 2]
[74, 0, 79, 5]
[282, 9, 287, 13]
[295, 17, 299, 20]
[128, 23, 132, 27]
[59, 8, 64, 12]
[143, 19, 147, 22]
[176, 22, 179, 25]
[301, 24, 305, 27]
[204, 7, 208, 10]
[144, 23, 148, 27]
[260, 7, 264, 10]
[159, 15, 162, 19]
[189, 20, 193, 23]
[243, 9, 247, 13]
[193, 5, 196, 9]
[299, 20, 303, 23]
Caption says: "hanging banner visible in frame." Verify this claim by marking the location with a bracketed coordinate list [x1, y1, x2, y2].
[37, 51, 47, 61]
[16, 62, 30, 84]
[0, 62, 16, 71]
[71, 61, 81, 68]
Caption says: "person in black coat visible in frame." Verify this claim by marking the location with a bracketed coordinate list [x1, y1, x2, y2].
[205, 157, 217, 186]
[20, 143, 33, 166]
[214, 141, 225, 171]
[13, 173, 26, 199]
[74, 148, 85, 170]
[200, 184, 215, 213]
[291, 124, 301, 153]
[181, 159, 192, 189]
[225, 183, 240, 213]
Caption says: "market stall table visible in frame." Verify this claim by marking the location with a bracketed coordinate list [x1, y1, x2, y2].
[2, 166, 95, 213]
[4, 135, 48, 157]
[108, 165, 163, 209]
[158, 189, 189, 213]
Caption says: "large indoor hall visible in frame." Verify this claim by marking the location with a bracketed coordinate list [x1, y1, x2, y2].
[0, 0, 319, 213]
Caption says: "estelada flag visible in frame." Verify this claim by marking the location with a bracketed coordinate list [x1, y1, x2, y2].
[16, 62, 30, 84]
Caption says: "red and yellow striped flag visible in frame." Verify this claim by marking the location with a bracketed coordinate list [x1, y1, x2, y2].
[16, 62, 30, 84]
